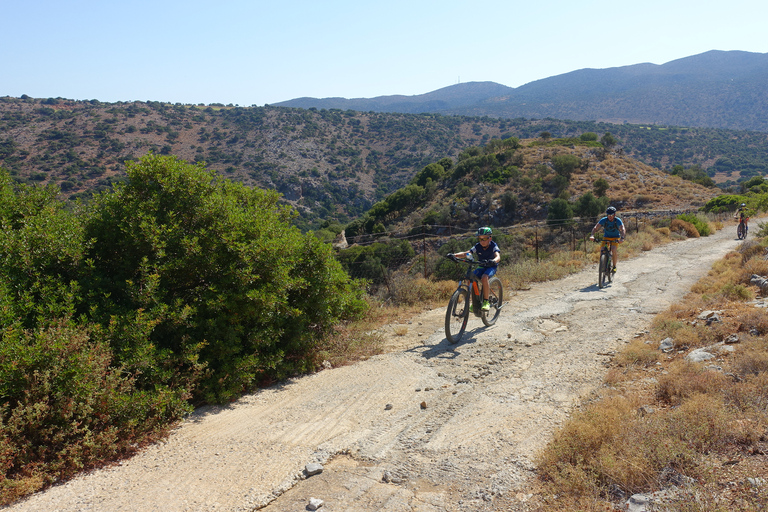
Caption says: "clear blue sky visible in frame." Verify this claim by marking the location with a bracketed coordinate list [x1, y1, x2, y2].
[3, 0, 767, 106]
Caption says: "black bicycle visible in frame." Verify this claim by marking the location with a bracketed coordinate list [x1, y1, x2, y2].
[596, 237, 620, 289]
[737, 216, 749, 240]
[444, 255, 503, 344]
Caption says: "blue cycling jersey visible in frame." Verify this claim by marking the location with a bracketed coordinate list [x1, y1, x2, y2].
[598, 216, 624, 238]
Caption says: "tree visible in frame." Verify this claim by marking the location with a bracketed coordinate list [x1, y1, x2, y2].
[574, 192, 609, 219]
[593, 178, 609, 197]
[547, 198, 574, 227]
[600, 132, 617, 148]
[551, 154, 582, 180]
[412, 162, 446, 187]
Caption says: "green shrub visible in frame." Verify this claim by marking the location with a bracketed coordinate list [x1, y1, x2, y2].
[82, 154, 368, 403]
[676, 213, 711, 236]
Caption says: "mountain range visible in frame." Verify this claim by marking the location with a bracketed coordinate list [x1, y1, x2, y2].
[275, 50, 768, 133]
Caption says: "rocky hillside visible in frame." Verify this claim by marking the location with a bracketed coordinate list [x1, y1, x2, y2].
[365, 137, 719, 237]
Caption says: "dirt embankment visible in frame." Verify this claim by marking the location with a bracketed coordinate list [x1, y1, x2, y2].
[5, 226, 745, 512]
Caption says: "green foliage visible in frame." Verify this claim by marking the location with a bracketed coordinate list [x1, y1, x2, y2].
[579, 132, 598, 142]
[412, 162, 446, 187]
[482, 165, 517, 185]
[0, 171, 87, 329]
[0, 323, 189, 495]
[335, 240, 415, 284]
[702, 194, 749, 213]
[741, 176, 768, 193]
[0, 157, 372, 498]
[670, 164, 716, 187]
[83, 154, 368, 402]
[600, 132, 617, 148]
[574, 192, 609, 219]
[550, 154, 582, 180]
[593, 177, 609, 197]
[676, 213, 711, 236]
[547, 198, 574, 226]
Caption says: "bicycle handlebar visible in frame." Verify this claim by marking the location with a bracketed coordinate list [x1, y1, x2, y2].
[446, 254, 495, 267]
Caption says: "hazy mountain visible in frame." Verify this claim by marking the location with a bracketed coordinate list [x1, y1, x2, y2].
[275, 81, 514, 114]
[275, 50, 768, 133]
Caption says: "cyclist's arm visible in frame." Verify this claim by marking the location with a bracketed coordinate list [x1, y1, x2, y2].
[589, 221, 602, 239]
[620, 222, 626, 240]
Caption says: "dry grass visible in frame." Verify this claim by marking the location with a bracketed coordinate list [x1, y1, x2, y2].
[535, 237, 768, 511]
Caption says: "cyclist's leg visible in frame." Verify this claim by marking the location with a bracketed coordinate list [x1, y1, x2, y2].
[480, 272, 490, 299]
[611, 243, 618, 269]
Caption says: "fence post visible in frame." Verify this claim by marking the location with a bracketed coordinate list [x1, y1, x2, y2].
[423, 226, 427, 279]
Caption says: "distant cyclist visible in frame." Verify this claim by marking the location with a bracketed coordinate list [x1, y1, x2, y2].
[734, 203, 750, 237]
[589, 206, 626, 273]
[449, 227, 500, 311]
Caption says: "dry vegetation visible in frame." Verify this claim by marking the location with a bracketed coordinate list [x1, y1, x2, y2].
[324, 215, 767, 511]
[534, 229, 768, 511]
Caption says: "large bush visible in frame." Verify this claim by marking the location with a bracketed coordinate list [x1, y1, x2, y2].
[0, 156, 368, 500]
[82, 154, 368, 402]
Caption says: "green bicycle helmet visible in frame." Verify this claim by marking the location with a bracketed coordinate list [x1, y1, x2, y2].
[476, 226, 492, 236]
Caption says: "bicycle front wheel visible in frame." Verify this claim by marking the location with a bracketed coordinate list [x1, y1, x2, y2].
[737, 223, 746, 240]
[599, 252, 610, 289]
[445, 288, 470, 344]
[481, 276, 503, 326]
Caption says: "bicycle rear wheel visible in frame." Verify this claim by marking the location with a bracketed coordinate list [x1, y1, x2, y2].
[599, 252, 610, 289]
[481, 277, 503, 326]
[445, 288, 470, 344]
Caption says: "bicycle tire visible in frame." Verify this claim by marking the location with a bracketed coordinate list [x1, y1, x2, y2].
[737, 222, 746, 240]
[481, 276, 503, 326]
[445, 288, 470, 344]
[599, 252, 609, 289]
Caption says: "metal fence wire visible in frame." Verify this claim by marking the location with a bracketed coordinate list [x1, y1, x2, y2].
[328, 209, 729, 290]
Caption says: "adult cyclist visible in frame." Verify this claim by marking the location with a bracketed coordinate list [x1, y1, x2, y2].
[449, 227, 501, 311]
[589, 206, 626, 273]
[734, 203, 750, 238]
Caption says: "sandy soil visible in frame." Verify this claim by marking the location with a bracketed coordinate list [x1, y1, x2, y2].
[5, 226, 745, 512]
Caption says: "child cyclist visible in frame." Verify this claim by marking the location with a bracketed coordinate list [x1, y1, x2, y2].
[734, 203, 750, 237]
[449, 227, 501, 311]
[589, 206, 626, 273]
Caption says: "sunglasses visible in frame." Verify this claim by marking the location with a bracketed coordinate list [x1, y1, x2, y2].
[478, 236, 490, 241]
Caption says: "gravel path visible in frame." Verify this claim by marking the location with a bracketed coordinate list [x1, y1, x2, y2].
[5, 226, 744, 512]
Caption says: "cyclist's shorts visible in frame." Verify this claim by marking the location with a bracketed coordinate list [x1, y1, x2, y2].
[473, 266, 497, 279]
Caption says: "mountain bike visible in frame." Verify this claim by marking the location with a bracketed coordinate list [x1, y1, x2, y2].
[737, 217, 749, 240]
[596, 237, 620, 289]
[444, 254, 503, 344]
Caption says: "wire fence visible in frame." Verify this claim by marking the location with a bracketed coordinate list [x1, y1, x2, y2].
[328, 208, 732, 289]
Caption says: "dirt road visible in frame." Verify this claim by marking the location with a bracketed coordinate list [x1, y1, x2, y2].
[6, 226, 745, 512]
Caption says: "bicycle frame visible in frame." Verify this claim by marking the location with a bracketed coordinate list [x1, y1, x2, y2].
[452, 259, 488, 318]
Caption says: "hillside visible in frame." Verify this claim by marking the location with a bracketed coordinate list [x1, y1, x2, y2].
[275, 50, 768, 133]
[0, 96, 761, 230]
[356, 137, 719, 237]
